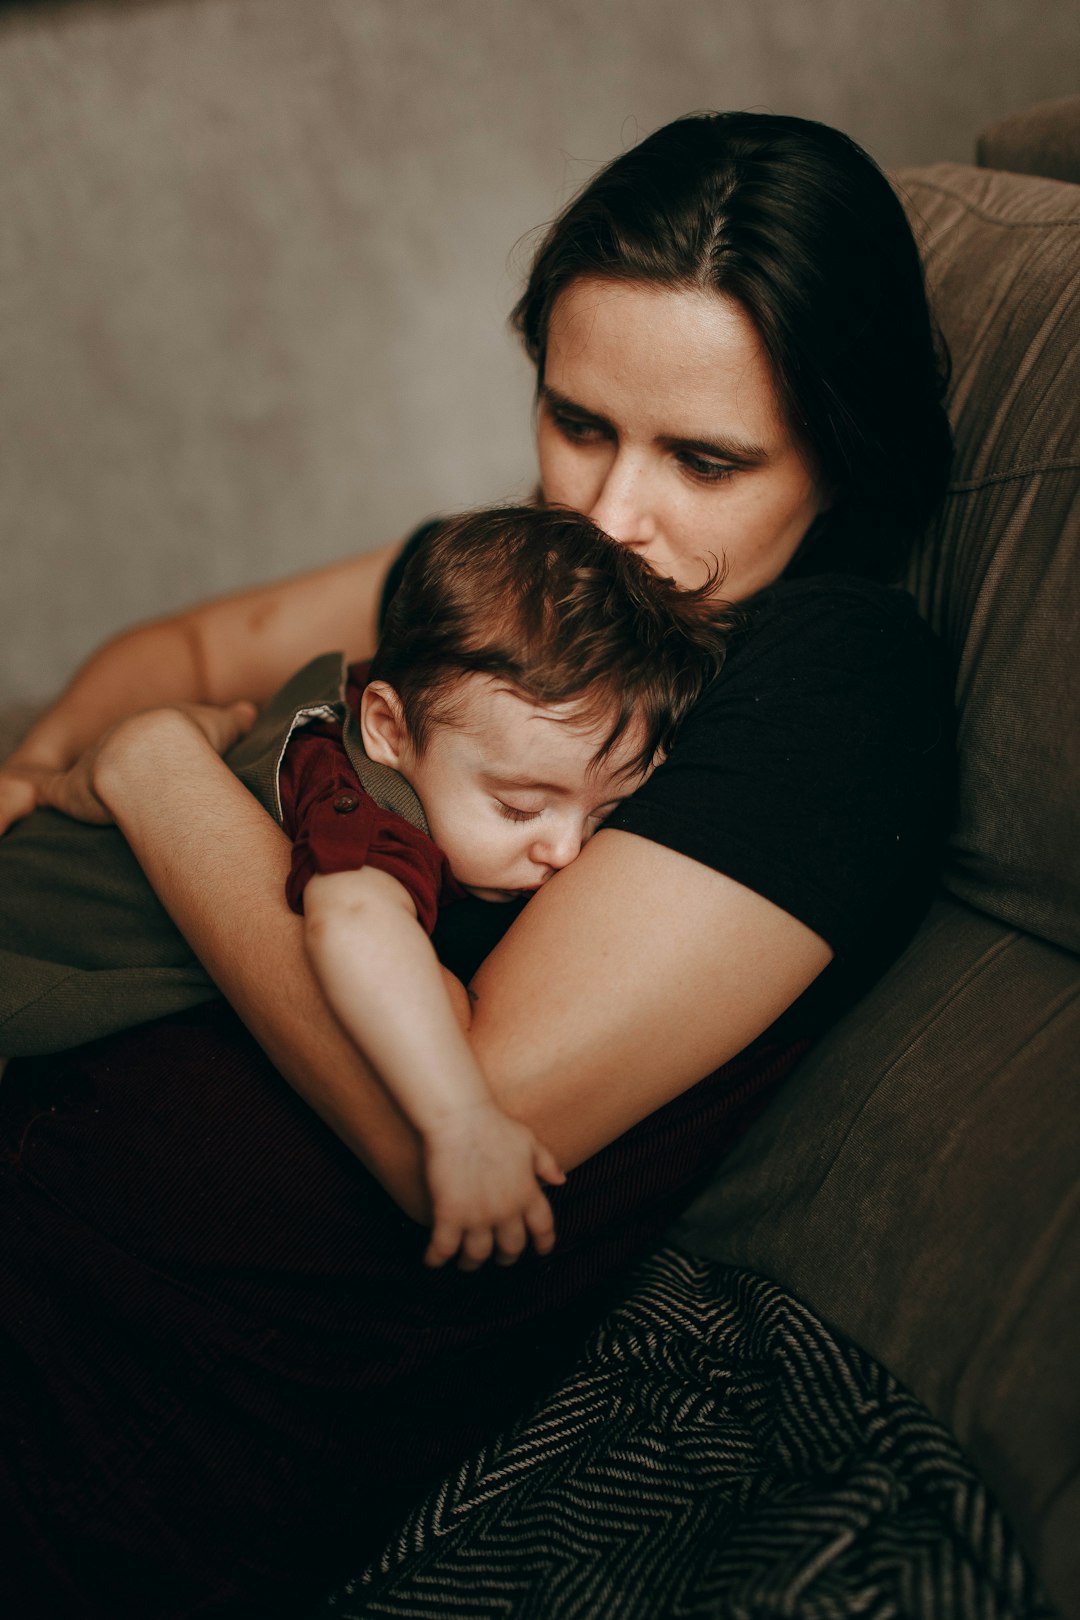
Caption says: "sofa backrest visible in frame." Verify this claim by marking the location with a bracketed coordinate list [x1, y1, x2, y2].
[895, 160, 1080, 954]
[976, 93, 1080, 185]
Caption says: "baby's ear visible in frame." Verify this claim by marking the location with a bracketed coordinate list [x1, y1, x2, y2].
[359, 681, 410, 768]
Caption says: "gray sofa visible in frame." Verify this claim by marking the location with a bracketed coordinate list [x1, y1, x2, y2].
[675, 109, 1080, 1616]
[1, 9, 1077, 1613]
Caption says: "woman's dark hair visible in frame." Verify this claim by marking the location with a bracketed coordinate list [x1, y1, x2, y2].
[370, 505, 738, 776]
[512, 112, 952, 581]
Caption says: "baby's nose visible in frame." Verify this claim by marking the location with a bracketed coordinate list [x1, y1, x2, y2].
[533, 821, 583, 871]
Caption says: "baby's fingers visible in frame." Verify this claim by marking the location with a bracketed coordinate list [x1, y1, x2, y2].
[424, 1219, 465, 1269]
[493, 1216, 528, 1268]
[457, 1227, 495, 1273]
[523, 1190, 557, 1257]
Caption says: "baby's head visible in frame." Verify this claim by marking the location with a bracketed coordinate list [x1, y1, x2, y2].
[362, 506, 737, 901]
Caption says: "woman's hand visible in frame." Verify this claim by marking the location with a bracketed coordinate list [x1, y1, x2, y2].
[0, 756, 58, 833]
[0, 542, 401, 839]
[37, 700, 258, 826]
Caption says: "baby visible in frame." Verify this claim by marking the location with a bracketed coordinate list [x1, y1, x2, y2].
[279, 506, 733, 1268]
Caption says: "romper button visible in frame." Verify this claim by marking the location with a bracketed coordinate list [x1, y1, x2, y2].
[332, 793, 359, 814]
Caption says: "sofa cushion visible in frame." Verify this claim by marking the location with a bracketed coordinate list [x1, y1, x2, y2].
[895, 163, 1080, 954]
[673, 892, 1080, 1617]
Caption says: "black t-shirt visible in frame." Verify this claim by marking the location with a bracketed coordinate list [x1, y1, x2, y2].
[381, 526, 956, 1036]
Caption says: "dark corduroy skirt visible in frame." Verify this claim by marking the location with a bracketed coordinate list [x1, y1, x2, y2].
[0, 1005, 805, 1617]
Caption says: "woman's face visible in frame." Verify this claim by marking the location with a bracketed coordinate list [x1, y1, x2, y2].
[537, 278, 825, 600]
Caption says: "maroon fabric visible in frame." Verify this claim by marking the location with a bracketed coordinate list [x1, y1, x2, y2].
[0, 1006, 806, 1617]
[280, 666, 464, 929]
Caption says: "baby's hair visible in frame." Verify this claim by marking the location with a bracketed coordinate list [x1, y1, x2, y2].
[370, 505, 740, 777]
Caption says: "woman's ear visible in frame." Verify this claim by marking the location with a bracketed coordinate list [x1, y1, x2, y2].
[359, 681, 410, 768]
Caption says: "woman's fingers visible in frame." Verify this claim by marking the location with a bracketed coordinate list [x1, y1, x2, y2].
[1, 701, 258, 835]
[39, 759, 114, 824]
[0, 767, 44, 835]
[176, 699, 258, 756]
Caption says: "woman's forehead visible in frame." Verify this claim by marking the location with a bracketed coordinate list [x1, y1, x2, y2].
[544, 276, 786, 449]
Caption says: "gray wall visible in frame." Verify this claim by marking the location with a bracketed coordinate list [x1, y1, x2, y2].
[3, 0, 1078, 701]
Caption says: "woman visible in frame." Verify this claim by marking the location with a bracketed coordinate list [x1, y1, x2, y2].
[0, 113, 954, 1615]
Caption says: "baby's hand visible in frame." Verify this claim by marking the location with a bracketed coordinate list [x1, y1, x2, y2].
[422, 1105, 565, 1271]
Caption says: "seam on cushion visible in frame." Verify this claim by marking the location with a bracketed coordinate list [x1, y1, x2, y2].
[946, 458, 1080, 492]
[901, 176, 1080, 231]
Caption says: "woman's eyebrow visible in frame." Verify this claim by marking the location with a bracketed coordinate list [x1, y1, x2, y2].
[540, 383, 768, 464]
[659, 429, 768, 466]
[539, 383, 609, 426]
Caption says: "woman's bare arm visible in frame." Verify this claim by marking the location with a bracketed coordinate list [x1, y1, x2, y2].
[76, 708, 433, 1219]
[466, 830, 832, 1169]
[0, 541, 401, 833]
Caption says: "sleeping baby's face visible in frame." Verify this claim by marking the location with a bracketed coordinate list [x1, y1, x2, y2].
[362, 673, 654, 902]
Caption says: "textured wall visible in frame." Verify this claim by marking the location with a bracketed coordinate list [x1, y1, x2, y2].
[3, 0, 1078, 700]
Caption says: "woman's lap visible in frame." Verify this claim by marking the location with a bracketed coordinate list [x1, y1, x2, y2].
[0, 1005, 804, 1616]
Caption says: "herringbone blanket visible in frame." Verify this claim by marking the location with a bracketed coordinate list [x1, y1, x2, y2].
[320, 1248, 1051, 1619]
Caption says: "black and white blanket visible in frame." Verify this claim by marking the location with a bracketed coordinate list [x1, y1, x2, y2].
[319, 1248, 1051, 1620]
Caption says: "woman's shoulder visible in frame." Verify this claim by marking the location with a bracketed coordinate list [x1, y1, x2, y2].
[694, 571, 952, 741]
[734, 571, 941, 661]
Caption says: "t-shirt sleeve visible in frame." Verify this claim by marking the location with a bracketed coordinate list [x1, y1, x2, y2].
[280, 727, 452, 935]
[604, 578, 956, 970]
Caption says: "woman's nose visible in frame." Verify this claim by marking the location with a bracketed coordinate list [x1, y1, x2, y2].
[588, 452, 657, 547]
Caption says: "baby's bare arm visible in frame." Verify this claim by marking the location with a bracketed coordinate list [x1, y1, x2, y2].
[303, 868, 564, 1268]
